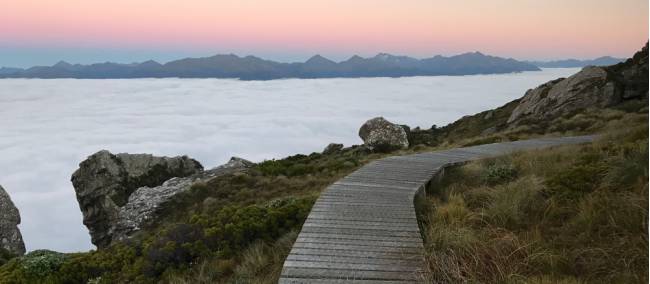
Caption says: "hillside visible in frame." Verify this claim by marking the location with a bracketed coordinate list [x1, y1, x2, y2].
[0, 43, 646, 283]
[0, 52, 539, 80]
[420, 127, 647, 282]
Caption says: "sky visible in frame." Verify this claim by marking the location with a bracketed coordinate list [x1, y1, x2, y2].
[0, 0, 648, 67]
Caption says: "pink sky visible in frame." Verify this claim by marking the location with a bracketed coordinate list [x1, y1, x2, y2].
[0, 0, 648, 65]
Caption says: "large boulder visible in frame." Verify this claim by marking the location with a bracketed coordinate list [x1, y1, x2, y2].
[359, 117, 409, 151]
[112, 157, 253, 241]
[0, 185, 25, 255]
[71, 151, 203, 248]
[508, 43, 648, 124]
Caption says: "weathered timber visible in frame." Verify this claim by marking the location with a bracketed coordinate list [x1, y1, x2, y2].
[279, 135, 595, 283]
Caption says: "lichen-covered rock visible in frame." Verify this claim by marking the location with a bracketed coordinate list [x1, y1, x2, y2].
[112, 157, 253, 241]
[322, 143, 343, 155]
[71, 151, 203, 248]
[0, 185, 25, 255]
[223, 156, 255, 169]
[507, 66, 611, 123]
[359, 117, 409, 151]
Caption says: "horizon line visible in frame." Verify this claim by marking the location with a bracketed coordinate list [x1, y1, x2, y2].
[0, 50, 630, 69]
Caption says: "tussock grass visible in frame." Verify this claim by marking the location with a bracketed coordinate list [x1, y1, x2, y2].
[420, 121, 648, 283]
[167, 231, 297, 284]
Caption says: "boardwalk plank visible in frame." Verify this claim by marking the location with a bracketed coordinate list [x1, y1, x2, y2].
[279, 136, 595, 283]
[279, 278, 415, 284]
[280, 267, 420, 281]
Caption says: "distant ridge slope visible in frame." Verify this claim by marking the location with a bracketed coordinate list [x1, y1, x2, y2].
[527, 56, 625, 68]
[0, 52, 539, 80]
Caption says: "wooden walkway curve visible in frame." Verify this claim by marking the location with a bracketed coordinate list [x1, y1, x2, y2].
[279, 136, 595, 283]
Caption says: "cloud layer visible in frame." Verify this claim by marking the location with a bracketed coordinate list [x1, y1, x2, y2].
[0, 68, 579, 252]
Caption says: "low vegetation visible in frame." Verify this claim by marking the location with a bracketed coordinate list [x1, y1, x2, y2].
[418, 120, 648, 283]
[0, 146, 377, 283]
[410, 96, 647, 149]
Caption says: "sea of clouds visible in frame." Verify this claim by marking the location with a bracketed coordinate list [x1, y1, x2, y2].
[0, 68, 579, 252]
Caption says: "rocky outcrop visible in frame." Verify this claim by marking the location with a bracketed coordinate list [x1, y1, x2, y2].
[112, 157, 253, 241]
[508, 66, 611, 123]
[359, 117, 409, 151]
[508, 43, 648, 124]
[0, 185, 25, 255]
[71, 151, 203, 248]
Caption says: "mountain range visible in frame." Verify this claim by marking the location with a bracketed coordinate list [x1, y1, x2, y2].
[0, 52, 540, 80]
[526, 56, 625, 68]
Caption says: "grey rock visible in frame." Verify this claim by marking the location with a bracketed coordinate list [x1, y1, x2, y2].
[358, 117, 409, 151]
[322, 143, 344, 155]
[507, 66, 612, 123]
[71, 151, 203, 248]
[0, 185, 25, 255]
[112, 156, 252, 242]
[508, 43, 648, 125]
[223, 156, 254, 168]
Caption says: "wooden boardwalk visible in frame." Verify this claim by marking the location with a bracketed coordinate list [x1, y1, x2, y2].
[279, 136, 595, 283]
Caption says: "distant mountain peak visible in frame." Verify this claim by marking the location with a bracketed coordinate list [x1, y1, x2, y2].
[346, 55, 365, 62]
[371, 53, 419, 65]
[308, 54, 326, 60]
[457, 51, 486, 57]
[54, 61, 72, 68]
[138, 60, 162, 67]
[305, 54, 335, 65]
[210, 54, 239, 59]
[373, 53, 394, 60]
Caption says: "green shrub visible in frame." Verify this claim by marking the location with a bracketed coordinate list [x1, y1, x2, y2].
[0, 197, 314, 283]
[482, 163, 518, 185]
[20, 250, 67, 279]
[144, 223, 208, 277]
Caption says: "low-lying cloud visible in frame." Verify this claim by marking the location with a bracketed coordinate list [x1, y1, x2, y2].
[0, 68, 579, 252]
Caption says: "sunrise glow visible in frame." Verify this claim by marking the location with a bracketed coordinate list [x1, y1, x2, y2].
[0, 0, 647, 66]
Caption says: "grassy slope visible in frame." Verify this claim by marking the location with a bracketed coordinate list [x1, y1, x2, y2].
[418, 115, 648, 283]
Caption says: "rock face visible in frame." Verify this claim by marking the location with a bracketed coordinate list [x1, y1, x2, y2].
[508, 43, 648, 124]
[0, 185, 25, 255]
[71, 151, 203, 248]
[112, 157, 253, 241]
[359, 117, 409, 151]
[508, 66, 611, 123]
